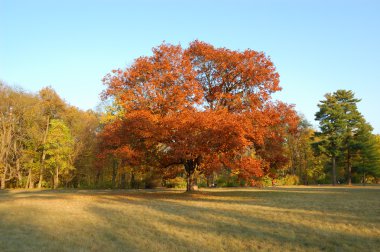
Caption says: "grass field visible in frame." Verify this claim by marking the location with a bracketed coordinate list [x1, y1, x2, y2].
[0, 186, 379, 251]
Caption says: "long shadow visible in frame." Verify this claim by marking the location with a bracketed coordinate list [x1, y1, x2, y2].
[1, 187, 379, 251]
[3, 186, 376, 217]
[84, 204, 212, 252]
[84, 190, 380, 251]
[85, 187, 380, 220]
[100, 188, 378, 221]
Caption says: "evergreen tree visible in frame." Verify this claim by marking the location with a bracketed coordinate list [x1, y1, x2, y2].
[353, 130, 380, 184]
[315, 90, 377, 185]
[315, 91, 346, 185]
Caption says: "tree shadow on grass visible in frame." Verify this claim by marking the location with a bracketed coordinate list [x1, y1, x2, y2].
[84, 191, 380, 252]
[85, 187, 380, 220]
[1, 188, 379, 251]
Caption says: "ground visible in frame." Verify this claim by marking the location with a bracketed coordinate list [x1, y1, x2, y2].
[0, 186, 379, 252]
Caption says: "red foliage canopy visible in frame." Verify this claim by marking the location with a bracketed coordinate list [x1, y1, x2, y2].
[99, 41, 298, 190]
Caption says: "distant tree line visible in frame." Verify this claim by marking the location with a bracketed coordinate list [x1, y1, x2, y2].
[0, 84, 99, 189]
[1, 43, 379, 190]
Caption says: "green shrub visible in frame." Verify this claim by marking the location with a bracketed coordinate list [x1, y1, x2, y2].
[216, 175, 240, 187]
[197, 180, 208, 188]
[276, 175, 300, 186]
[316, 175, 330, 184]
[260, 175, 273, 187]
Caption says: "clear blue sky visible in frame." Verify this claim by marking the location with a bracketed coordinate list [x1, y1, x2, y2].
[1, 0, 379, 133]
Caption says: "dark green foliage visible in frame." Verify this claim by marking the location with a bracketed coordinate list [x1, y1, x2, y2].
[315, 90, 380, 185]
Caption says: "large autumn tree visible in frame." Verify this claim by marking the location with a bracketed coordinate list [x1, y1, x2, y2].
[100, 41, 298, 191]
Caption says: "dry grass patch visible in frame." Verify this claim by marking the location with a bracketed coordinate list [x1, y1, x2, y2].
[0, 186, 379, 251]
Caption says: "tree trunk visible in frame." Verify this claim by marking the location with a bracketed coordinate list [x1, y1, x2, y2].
[29, 168, 34, 188]
[120, 171, 126, 189]
[112, 159, 118, 188]
[25, 171, 30, 189]
[303, 151, 308, 185]
[291, 154, 296, 176]
[332, 156, 337, 185]
[362, 172, 366, 186]
[347, 149, 352, 186]
[1, 165, 8, 189]
[0, 174, 5, 190]
[15, 158, 22, 187]
[38, 115, 50, 189]
[25, 168, 33, 189]
[95, 170, 101, 185]
[53, 166, 59, 189]
[38, 171, 44, 188]
[26, 159, 35, 189]
[130, 171, 135, 189]
[186, 171, 193, 192]
[347, 164, 352, 186]
[184, 158, 200, 192]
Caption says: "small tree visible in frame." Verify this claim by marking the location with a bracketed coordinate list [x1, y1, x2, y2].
[45, 119, 74, 189]
[37, 87, 66, 188]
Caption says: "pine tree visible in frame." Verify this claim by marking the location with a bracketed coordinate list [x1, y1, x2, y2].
[315, 90, 365, 185]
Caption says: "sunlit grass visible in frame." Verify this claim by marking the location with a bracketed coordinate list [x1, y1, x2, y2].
[0, 186, 379, 251]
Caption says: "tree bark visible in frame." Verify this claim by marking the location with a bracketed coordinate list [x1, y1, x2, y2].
[1, 165, 8, 189]
[0, 174, 5, 190]
[332, 156, 337, 185]
[25, 159, 35, 189]
[53, 166, 59, 189]
[15, 157, 22, 187]
[25, 171, 30, 189]
[186, 172, 192, 192]
[303, 151, 308, 185]
[184, 158, 200, 192]
[347, 149, 352, 186]
[95, 170, 101, 185]
[112, 159, 118, 188]
[130, 171, 135, 189]
[25, 167, 34, 189]
[362, 172, 366, 186]
[0, 116, 12, 190]
[120, 171, 127, 189]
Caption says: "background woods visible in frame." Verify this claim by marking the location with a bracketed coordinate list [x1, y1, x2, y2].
[1, 42, 379, 190]
[0, 84, 99, 189]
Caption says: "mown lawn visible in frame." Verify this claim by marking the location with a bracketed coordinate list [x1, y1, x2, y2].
[0, 186, 379, 251]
